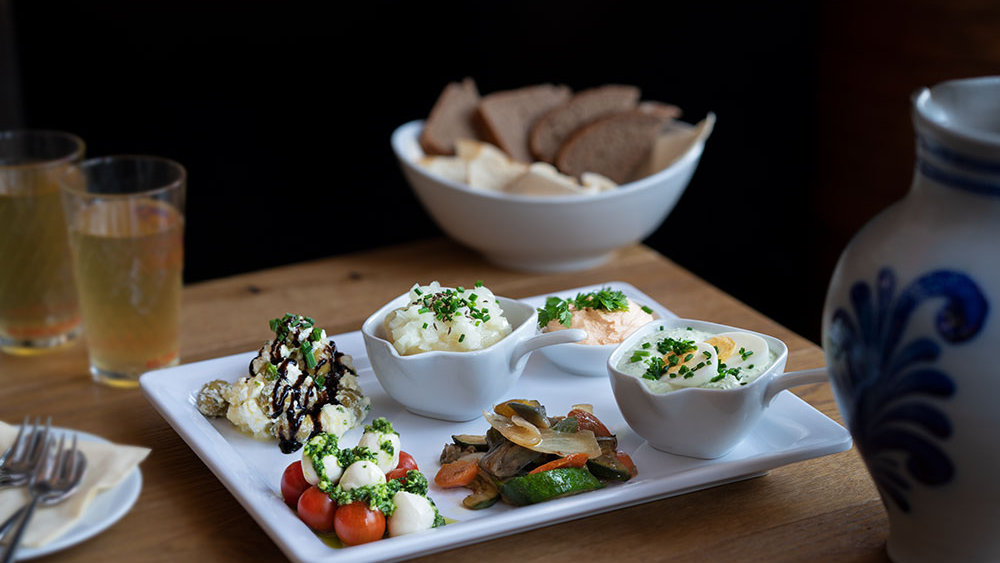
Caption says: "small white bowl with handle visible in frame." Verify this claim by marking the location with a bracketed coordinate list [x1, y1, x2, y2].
[608, 318, 829, 458]
[362, 292, 585, 422]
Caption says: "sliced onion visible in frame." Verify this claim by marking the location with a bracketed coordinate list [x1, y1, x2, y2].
[484, 411, 541, 447]
[533, 427, 602, 458]
[483, 410, 601, 457]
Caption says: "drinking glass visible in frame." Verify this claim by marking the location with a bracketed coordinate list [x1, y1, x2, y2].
[59, 155, 185, 387]
[0, 130, 85, 354]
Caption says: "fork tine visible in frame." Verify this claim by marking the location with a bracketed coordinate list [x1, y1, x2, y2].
[26, 417, 50, 467]
[0, 417, 28, 465]
[61, 435, 78, 480]
[32, 434, 54, 482]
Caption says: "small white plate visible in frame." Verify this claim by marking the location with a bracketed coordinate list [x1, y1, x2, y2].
[139, 284, 852, 563]
[13, 427, 143, 561]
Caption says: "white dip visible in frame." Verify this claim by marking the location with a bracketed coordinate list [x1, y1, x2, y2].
[616, 326, 777, 393]
[385, 281, 512, 355]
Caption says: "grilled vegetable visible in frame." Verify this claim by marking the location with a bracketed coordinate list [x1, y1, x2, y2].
[451, 434, 489, 451]
[500, 468, 603, 506]
[462, 473, 500, 509]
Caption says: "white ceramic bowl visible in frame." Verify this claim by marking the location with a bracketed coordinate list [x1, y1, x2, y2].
[391, 119, 706, 272]
[537, 308, 662, 378]
[607, 318, 828, 459]
[361, 291, 585, 422]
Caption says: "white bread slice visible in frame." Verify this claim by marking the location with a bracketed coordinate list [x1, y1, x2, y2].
[504, 163, 590, 196]
[635, 112, 716, 179]
[458, 139, 527, 191]
[417, 155, 468, 184]
[581, 172, 618, 192]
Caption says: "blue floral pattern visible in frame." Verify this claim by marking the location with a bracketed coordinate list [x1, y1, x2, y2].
[827, 267, 988, 512]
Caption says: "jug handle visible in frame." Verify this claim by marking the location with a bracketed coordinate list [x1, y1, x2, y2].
[763, 367, 828, 406]
[510, 329, 587, 371]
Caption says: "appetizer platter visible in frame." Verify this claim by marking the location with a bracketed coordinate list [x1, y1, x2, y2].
[140, 282, 851, 563]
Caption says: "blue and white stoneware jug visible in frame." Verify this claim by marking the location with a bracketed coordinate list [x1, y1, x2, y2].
[823, 76, 1000, 562]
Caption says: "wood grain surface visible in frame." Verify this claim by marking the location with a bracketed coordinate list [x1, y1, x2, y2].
[0, 239, 889, 562]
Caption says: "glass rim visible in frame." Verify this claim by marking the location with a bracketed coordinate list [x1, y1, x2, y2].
[59, 154, 187, 199]
[0, 129, 86, 170]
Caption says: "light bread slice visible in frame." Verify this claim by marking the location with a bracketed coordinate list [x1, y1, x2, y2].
[580, 171, 618, 192]
[504, 163, 588, 196]
[529, 85, 641, 163]
[419, 78, 483, 156]
[477, 84, 572, 163]
[417, 155, 468, 184]
[458, 139, 527, 191]
[555, 109, 675, 184]
[634, 112, 716, 179]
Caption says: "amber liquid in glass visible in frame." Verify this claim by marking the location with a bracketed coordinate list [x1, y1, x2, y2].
[69, 198, 183, 384]
[0, 177, 80, 351]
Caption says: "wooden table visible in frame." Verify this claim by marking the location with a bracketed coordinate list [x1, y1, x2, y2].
[0, 239, 889, 562]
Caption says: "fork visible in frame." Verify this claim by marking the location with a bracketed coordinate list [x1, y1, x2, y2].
[0, 446, 86, 537]
[0, 433, 86, 563]
[0, 417, 50, 489]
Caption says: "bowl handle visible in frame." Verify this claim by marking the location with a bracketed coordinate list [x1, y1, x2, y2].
[510, 329, 587, 371]
[762, 367, 828, 406]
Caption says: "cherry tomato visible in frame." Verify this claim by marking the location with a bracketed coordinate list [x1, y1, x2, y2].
[334, 501, 386, 546]
[396, 451, 418, 472]
[297, 486, 337, 532]
[281, 461, 311, 507]
[386, 451, 419, 481]
[385, 467, 409, 482]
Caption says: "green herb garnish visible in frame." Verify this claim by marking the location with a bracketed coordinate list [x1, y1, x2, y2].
[300, 340, 317, 369]
[537, 296, 573, 328]
[641, 305, 654, 314]
[263, 362, 279, 380]
[629, 350, 651, 363]
[536, 287, 629, 329]
[642, 356, 668, 380]
[656, 337, 697, 356]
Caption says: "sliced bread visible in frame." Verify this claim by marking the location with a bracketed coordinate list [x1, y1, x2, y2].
[419, 77, 483, 156]
[477, 84, 572, 163]
[529, 85, 641, 163]
[554, 110, 674, 184]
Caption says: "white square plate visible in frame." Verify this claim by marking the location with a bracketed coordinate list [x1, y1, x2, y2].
[140, 282, 851, 563]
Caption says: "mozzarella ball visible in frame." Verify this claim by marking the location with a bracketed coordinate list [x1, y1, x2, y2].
[357, 431, 401, 473]
[387, 491, 436, 537]
[302, 450, 343, 486]
[339, 460, 386, 491]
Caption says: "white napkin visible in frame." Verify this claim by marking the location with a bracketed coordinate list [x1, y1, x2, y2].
[0, 422, 150, 548]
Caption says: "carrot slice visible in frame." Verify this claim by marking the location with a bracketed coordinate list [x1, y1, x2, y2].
[434, 459, 479, 488]
[616, 451, 638, 478]
[529, 452, 590, 474]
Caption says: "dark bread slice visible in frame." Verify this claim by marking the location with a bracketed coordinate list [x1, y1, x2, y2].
[419, 78, 483, 156]
[554, 110, 674, 184]
[477, 84, 572, 162]
[529, 85, 641, 163]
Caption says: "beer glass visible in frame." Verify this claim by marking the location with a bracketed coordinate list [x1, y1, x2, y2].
[59, 156, 185, 387]
[0, 131, 85, 354]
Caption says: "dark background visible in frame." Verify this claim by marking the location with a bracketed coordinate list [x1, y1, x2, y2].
[3, 0, 998, 344]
